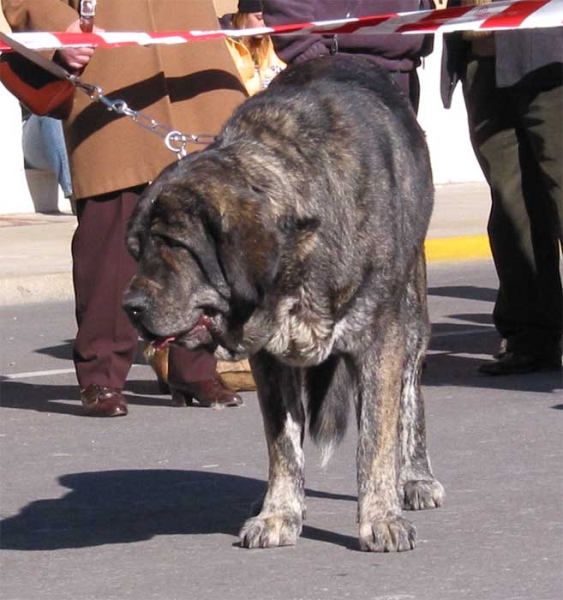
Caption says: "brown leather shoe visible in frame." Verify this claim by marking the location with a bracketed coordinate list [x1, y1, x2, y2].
[170, 376, 244, 409]
[80, 384, 128, 417]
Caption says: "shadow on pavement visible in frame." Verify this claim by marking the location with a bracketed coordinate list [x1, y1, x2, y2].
[428, 285, 497, 303]
[424, 333, 562, 394]
[34, 340, 151, 366]
[0, 380, 175, 415]
[0, 469, 356, 551]
[34, 339, 74, 361]
[423, 352, 562, 393]
[426, 285, 561, 394]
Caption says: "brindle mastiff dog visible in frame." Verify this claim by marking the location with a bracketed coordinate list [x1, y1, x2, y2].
[124, 55, 444, 552]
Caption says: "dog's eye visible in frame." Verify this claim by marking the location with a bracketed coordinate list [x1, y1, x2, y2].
[127, 234, 141, 261]
[278, 216, 320, 233]
[152, 232, 187, 251]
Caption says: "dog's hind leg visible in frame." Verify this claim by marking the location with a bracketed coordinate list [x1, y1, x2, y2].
[355, 314, 416, 552]
[239, 350, 306, 549]
[398, 253, 445, 510]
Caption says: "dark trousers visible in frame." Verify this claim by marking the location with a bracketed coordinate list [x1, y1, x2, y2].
[71, 186, 216, 390]
[462, 57, 563, 355]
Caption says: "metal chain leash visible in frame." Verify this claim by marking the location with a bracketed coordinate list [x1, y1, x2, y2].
[74, 80, 217, 159]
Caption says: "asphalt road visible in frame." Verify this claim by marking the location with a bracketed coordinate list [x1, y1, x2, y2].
[1, 260, 562, 600]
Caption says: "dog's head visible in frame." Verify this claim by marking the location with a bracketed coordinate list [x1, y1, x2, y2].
[123, 150, 281, 356]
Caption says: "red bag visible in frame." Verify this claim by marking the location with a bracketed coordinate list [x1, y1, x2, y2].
[0, 50, 75, 119]
[0, 7, 94, 120]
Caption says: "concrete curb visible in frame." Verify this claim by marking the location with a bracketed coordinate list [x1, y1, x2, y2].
[0, 272, 74, 306]
[425, 234, 491, 262]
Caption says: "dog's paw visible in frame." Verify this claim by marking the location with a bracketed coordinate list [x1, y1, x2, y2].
[402, 479, 445, 510]
[239, 514, 302, 549]
[359, 516, 416, 552]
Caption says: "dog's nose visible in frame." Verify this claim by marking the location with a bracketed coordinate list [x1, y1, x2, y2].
[122, 288, 149, 320]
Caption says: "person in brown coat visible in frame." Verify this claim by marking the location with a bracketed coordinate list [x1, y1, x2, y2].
[2, 0, 248, 415]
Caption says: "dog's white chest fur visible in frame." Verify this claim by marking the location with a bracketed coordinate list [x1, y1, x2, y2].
[265, 286, 336, 366]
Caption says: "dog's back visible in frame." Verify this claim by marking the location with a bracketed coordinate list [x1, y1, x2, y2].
[218, 55, 433, 293]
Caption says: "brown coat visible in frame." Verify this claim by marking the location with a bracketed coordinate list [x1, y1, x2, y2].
[2, 0, 247, 199]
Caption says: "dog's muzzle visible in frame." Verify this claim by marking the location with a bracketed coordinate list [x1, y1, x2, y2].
[123, 285, 220, 351]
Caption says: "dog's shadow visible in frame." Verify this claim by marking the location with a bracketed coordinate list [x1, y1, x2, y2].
[0, 469, 358, 551]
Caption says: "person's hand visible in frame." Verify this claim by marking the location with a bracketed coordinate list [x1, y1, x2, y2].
[56, 19, 105, 73]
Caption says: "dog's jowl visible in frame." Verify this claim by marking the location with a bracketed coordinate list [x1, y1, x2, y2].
[124, 55, 444, 552]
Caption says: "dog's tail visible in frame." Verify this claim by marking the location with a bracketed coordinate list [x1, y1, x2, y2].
[305, 356, 352, 467]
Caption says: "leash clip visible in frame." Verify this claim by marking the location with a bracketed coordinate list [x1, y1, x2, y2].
[165, 132, 188, 159]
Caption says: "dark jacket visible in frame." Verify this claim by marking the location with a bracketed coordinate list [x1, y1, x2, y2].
[441, 1, 563, 108]
[264, 0, 432, 72]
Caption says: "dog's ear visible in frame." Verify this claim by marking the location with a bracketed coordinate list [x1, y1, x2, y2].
[147, 187, 233, 300]
[126, 186, 157, 261]
[212, 193, 280, 308]
[126, 162, 179, 261]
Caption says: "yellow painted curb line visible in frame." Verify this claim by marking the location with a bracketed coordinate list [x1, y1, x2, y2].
[425, 234, 491, 262]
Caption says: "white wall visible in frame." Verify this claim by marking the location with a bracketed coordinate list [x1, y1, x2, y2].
[0, 84, 36, 214]
[418, 34, 484, 184]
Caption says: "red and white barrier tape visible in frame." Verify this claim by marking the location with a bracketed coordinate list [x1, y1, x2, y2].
[0, 0, 561, 53]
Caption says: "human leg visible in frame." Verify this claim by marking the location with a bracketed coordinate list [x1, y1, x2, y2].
[521, 69, 563, 244]
[167, 345, 243, 408]
[22, 115, 73, 199]
[72, 187, 143, 415]
[504, 77, 563, 368]
[40, 117, 73, 198]
[463, 58, 562, 372]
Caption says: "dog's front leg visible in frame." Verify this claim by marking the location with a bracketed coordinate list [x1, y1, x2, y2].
[239, 351, 305, 549]
[398, 253, 445, 510]
[356, 319, 416, 552]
